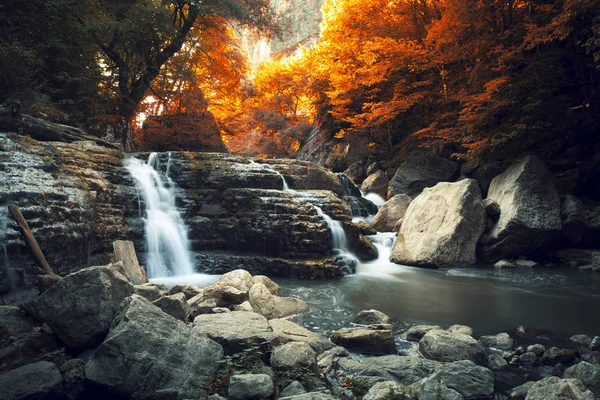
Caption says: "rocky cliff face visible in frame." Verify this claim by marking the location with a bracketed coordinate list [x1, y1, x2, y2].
[1, 133, 366, 296]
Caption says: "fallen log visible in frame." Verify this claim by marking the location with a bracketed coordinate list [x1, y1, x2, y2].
[0, 108, 119, 149]
[8, 204, 62, 291]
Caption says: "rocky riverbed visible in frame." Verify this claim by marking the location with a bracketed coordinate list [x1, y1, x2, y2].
[1, 265, 599, 400]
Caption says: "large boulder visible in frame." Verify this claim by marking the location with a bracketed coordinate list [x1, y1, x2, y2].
[248, 283, 309, 319]
[86, 295, 223, 399]
[388, 152, 458, 199]
[390, 179, 486, 267]
[337, 355, 439, 384]
[330, 326, 397, 355]
[431, 360, 494, 399]
[479, 156, 561, 260]
[203, 269, 253, 306]
[371, 194, 412, 232]
[271, 342, 318, 373]
[268, 319, 333, 354]
[152, 292, 191, 322]
[564, 362, 600, 396]
[0, 306, 37, 341]
[30, 265, 134, 351]
[193, 311, 274, 354]
[361, 171, 389, 199]
[0, 361, 64, 400]
[343, 161, 367, 185]
[525, 377, 595, 400]
[419, 329, 488, 366]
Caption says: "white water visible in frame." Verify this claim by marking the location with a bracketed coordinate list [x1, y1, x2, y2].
[125, 153, 195, 278]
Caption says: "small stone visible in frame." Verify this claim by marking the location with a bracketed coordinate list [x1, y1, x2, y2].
[509, 381, 535, 400]
[271, 342, 318, 373]
[168, 284, 203, 300]
[519, 351, 538, 365]
[352, 309, 392, 325]
[527, 344, 545, 356]
[488, 353, 509, 370]
[514, 260, 538, 267]
[234, 301, 254, 312]
[331, 326, 397, 355]
[494, 259, 517, 268]
[212, 307, 230, 313]
[364, 381, 412, 400]
[281, 381, 307, 397]
[543, 347, 577, 365]
[228, 374, 274, 400]
[479, 332, 514, 350]
[447, 324, 473, 336]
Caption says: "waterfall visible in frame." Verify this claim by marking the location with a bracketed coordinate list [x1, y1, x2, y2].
[125, 153, 195, 278]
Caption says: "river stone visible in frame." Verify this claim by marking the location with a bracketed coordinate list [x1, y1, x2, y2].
[249, 283, 309, 319]
[411, 377, 463, 400]
[569, 334, 593, 350]
[234, 300, 254, 312]
[337, 355, 439, 384]
[0, 306, 37, 341]
[193, 311, 274, 354]
[133, 284, 166, 301]
[188, 295, 217, 318]
[271, 342, 318, 373]
[331, 326, 397, 355]
[281, 381, 307, 397]
[30, 264, 134, 351]
[344, 161, 367, 185]
[479, 156, 561, 260]
[363, 381, 413, 400]
[591, 337, 600, 351]
[483, 198, 501, 218]
[448, 324, 474, 336]
[489, 353, 509, 370]
[352, 309, 392, 325]
[527, 344, 546, 356]
[431, 360, 494, 399]
[317, 346, 350, 371]
[371, 194, 412, 232]
[524, 377, 594, 400]
[419, 329, 488, 366]
[388, 151, 459, 199]
[228, 374, 275, 400]
[390, 179, 485, 267]
[510, 381, 535, 400]
[479, 332, 514, 350]
[86, 295, 223, 399]
[564, 362, 600, 395]
[0, 361, 64, 400]
[168, 284, 203, 300]
[362, 170, 390, 199]
[268, 318, 333, 354]
[543, 347, 577, 365]
[152, 292, 191, 322]
[251, 275, 280, 295]
[403, 325, 442, 341]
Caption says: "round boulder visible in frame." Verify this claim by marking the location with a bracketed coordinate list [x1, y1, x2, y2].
[419, 329, 488, 366]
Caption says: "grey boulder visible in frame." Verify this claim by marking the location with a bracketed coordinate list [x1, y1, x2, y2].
[564, 362, 600, 396]
[352, 309, 392, 325]
[364, 381, 414, 400]
[248, 283, 309, 319]
[361, 170, 389, 199]
[268, 318, 333, 354]
[0, 361, 64, 400]
[30, 265, 133, 350]
[524, 376, 594, 400]
[330, 326, 397, 355]
[431, 360, 494, 399]
[371, 194, 412, 232]
[479, 332, 514, 350]
[152, 292, 191, 321]
[390, 179, 485, 267]
[228, 374, 274, 400]
[86, 294, 223, 399]
[271, 342, 318, 373]
[388, 152, 458, 199]
[337, 355, 439, 384]
[419, 329, 488, 366]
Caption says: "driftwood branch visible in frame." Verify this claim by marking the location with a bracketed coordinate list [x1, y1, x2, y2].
[8, 204, 62, 291]
[0, 108, 118, 149]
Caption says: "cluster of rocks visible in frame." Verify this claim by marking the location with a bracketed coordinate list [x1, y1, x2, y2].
[344, 152, 600, 269]
[3, 264, 598, 400]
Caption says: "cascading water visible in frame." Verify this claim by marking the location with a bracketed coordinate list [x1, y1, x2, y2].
[125, 152, 195, 278]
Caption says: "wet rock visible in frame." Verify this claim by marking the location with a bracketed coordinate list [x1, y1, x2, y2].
[193, 311, 274, 354]
[419, 329, 488, 366]
[234, 301, 254, 312]
[543, 347, 577, 365]
[582, 352, 600, 365]
[564, 362, 600, 395]
[479, 332, 514, 350]
[0, 361, 64, 400]
[317, 347, 349, 371]
[479, 156, 561, 260]
[168, 284, 203, 300]
[371, 194, 412, 232]
[269, 319, 333, 354]
[364, 381, 413, 400]
[337, 355, 439, 384]
[431, 360, 494, 399]
[509, 381, 534, 400]
[591, 337, 600, 351]
[388, 152, 458, 199]
[527, 344, 545, 356]
[331, 326, 397, 355]
[361, 171, 389, 199]
[228, 374, 275, 400]
[271, 342, 318, 373]
[448, 324, 474, 336]
[561, 194, 591, 244]
[188, 295, 217, 318]
[367, 162, 383, 176]
[86, 295, 223, 399]
[354, 220, 378, 236]
[281, 381, 307, 397]
[569, 334, 593, 350]
[251, 275, 280, 295]
[152, 292, 191, 322]
[403, 325, 442, 342]
[60, 358, 87, 400]
[249, 283, 309, 319]
[524, 376, 594, 400]
[519, 352, 539, 365]
[343, 161, 367, 185]
[30, 264, 133, 351]
[412, 377, 462, 399]
[494, 259, 518, 268]
[489, 353, 509, 370]
[352, 309, 392, 326]
[483, 198, 501, 219]
[391, 179, 485, 268]
[0, 306, 37, 341]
